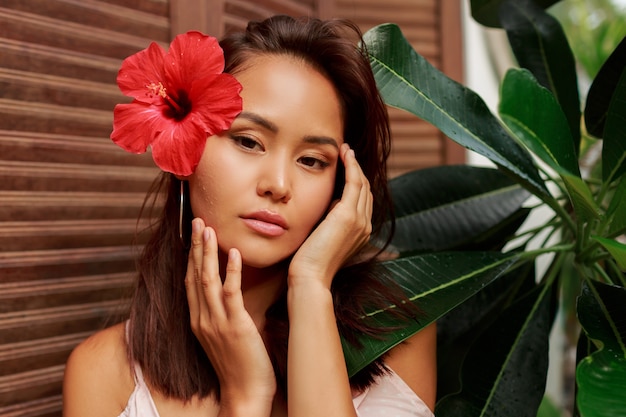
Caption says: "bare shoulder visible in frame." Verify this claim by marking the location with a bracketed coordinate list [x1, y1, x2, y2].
[63, 322, 134, 417]
[384, 322, 437, 411]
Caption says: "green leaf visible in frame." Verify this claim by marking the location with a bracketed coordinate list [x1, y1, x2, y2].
[601, 66, 626, 183]
[560, 172, 601, 222]
[499, 0, 581, 152]
[470, 0, 560, 28]
[499, 69, 600, 221]
[500, 68, 580, 176]
[591, 236, 626, 271]
[436, 282, 556, 417]
[388, 165, 529, 254]
[576, 280, 626, 417]
[585, 36, 626, 138]
[437, 261, 537, 399]
[606, 174, 626, 235]
[343, 251, 517, 376]
[455, 207, 531, 252]
[537, 396, 562, 417]
[363, 23, 550, 200]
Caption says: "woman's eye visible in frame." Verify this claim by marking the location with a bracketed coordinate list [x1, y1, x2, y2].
[299, 156, 330, 169]
[231, 135, 262, 151]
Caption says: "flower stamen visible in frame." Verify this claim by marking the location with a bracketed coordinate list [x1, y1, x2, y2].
[146, 82, 184, 114]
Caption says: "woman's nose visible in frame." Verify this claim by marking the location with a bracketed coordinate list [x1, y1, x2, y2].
[256, 159, 292, 202]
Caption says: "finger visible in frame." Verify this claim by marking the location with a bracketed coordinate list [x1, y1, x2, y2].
[186, 218, 206, 322]
[222, 248, 245, 317]
[363, 187, 374, 237]
[341, 145, 366, 209]
[342, 145, 371, 222]
[185, 243, 199, 317]
[199, 226, 226, 320]
[347, 149, 373, 242]
[355, 163, 371, 211]
[190, 218, 206, 285]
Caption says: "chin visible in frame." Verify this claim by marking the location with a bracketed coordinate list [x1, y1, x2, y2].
[235, 245, 294, 271]
[218, 234, 299, 269]
[241, 254, 291, 270]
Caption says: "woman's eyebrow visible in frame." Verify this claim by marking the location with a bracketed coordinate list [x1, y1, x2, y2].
[238, 111, 278, 133]
[303, 135, 339, 150]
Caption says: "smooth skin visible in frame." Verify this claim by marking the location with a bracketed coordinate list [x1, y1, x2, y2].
[63, 55, 436, 417]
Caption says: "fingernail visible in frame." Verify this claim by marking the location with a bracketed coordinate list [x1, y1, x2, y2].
[192, 218, 202, 233]
[203, 227, 211, 242]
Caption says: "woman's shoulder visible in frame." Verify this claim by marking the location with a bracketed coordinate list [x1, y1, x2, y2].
[63, 322, 135, 416]
[384, 322, 437, 412]
[68, 322, 129, 368]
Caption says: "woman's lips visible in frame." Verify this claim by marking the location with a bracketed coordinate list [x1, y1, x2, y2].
[241, 211, 288, 237]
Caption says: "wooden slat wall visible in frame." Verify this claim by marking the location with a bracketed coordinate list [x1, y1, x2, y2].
[0, 0, 460, 415]
[170, 0, 323, 39]
[224, 0, 318, 34]
[0, 0, 167, 415]
[336, 0, 465, 177]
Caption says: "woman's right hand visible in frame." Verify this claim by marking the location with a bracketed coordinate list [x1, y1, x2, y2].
[185, 218, 276, 416]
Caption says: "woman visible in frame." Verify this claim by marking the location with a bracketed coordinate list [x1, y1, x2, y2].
[63, 15, 436, 417]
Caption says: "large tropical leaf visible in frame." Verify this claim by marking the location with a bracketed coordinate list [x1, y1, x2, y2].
[437, 261, 537, 399]
[500, 69, 601, 221]
[343, 251, 517, 376]
[601, 66, 626, 183]
[388, 165, 529, 254]
[606, 174, 626, 235]
[499, 0, 581, 151]
[436, 281, 556, 417]
[455, 206, 531, 252]
[363, 23, 550, 200]
[500, 68, 580, 176]
[584, 36, 626, 138]
[576, 280, 626, 417]
[470, 0, 561, 28]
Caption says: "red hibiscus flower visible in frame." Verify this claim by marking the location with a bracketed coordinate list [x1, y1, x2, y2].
[111, 31, 242, 176]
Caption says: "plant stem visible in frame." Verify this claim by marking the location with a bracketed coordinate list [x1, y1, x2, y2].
[592, 263, 616, 285]
[517, 243, 575, 262]
[606, 259, 626, 287]
[575, 218, 585, 254]
[577, 240, 602, 264]
[513, 218, 561, 242]
[528, 166, 577, 233]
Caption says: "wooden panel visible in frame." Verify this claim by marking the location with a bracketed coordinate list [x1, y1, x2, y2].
[336, 0, 465, 176]
[224, 0, 318, 34]
[0, 0, 170, 40]
[0, 0, 164, 415]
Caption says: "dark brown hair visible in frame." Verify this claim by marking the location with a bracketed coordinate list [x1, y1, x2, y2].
[128, 15, 417, 401]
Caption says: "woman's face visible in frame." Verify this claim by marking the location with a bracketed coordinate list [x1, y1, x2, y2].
[188, 55, 344, 268]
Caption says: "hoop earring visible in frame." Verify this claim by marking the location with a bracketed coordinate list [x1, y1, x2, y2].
[179, 180, 185, 245]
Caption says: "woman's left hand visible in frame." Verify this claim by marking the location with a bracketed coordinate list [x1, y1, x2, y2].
[288, 143, 373, 289]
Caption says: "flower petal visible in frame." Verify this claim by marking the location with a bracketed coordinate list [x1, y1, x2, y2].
[150, 119, 208, 175]
[189, 73, 243, 134]
[117, 42, 167, 104]
[111, 102, 167, 153]
[164, 32, 225, 90]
